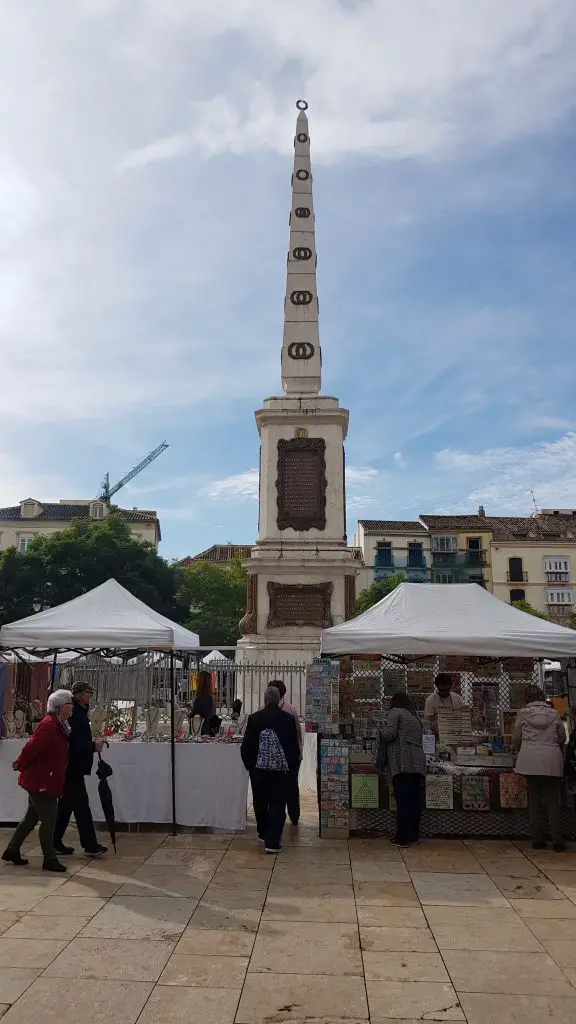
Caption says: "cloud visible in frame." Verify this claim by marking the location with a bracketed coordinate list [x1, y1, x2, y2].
[121, 0, 576, 166]
[434, 432, 576, 512]
[200, 470, 260, 501]
[345, 466, 379, 486]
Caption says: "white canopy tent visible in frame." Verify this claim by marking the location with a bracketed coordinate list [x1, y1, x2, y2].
[0, 579, 199, 651]
[202, 650, 231, 665]
[322, 583, 576, 658]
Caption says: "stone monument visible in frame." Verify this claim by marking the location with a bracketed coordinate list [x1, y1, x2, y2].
[236, 100, 358, 666]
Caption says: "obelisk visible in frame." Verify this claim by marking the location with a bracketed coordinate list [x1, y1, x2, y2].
[237, 101, 358, 667]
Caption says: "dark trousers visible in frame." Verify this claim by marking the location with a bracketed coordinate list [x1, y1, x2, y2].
[527, 775, 563, 845]
[286, 766, 300, 825]
[250, 768, 288, 850]
[54, 774, 98, 851]
[6, 792, 58, 861]
[393, 772, 423, 845]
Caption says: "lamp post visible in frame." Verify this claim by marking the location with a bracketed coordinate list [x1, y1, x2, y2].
[32, 582, 53, 614]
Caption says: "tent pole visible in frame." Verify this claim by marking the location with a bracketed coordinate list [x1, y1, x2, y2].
[50, 651, 57, 688]
[170, 651, 177, 836]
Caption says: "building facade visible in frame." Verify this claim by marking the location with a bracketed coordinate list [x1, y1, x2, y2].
[354, 508, 576, 622]
[0, 498, 161, 552]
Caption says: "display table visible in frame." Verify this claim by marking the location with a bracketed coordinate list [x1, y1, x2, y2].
[0, 740, 249, 831]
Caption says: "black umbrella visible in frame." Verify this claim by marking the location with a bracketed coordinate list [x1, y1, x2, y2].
[96, 753, 117, 853]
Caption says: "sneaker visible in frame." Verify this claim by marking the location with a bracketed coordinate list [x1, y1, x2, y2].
[553, 843, 567, 853]
[289, 819, 299, 827]
[54, 843, 75, 856]
[1, 849, 28, 866]
[257, 837, 265, 844]
[389, 838, 409, 849]
[532, 841, 547, 850]
[42, 858, 67, 873]
[84, 844, 108, 858]
[265, 846, 281, 854]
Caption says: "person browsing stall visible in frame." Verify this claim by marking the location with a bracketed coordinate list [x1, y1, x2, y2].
[424, 673, 464, 736]
[53, 681, 107, 858]
[241, 686, 300, 853]
[269, 680, 302, 826]
[513, 685, 567, 852]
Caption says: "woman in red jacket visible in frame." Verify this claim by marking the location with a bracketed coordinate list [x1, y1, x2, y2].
[2, 689, 73, 873]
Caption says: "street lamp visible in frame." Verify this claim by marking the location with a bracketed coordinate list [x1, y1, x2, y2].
[32, 582, 53, 614]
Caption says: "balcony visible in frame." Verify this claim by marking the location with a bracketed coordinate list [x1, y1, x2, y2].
[374, 557, 429, 583]
[431, 550, 487, 568]
[546, 572, 570, 583]
[507, 570, 528, 582]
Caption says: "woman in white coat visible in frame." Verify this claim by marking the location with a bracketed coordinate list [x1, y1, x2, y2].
[513, 686, 566, 851]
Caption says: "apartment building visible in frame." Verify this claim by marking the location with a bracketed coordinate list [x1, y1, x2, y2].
[354, 508, 576, 621]
[0, 498, 161, 551]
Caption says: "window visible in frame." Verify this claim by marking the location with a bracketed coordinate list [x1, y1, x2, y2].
[547, 590, 574, 605]
[510, 589, 525, 603]
[375, 542, 393, 568]
[544, 558, 570, 572]
[433, 572, 455, 584]
[432, 536, 458, 552]
[90, 503, 104, 520]
[508, 557, 525, 582]
[407, 542, 424, 567]
[21, 502, 36, 518]
[18, 537, 35, 553]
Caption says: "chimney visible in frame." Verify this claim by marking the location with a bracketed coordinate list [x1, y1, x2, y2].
[478, 505, 486, 518]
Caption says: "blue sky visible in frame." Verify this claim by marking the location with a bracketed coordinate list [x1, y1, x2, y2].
[1, 1, 576, 560]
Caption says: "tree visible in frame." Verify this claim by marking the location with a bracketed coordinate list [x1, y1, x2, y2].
[176, 555, 247, 647]
[356, 572, 405, 614]
[0, 514, 186, 628]
[512, 599, 551, 620]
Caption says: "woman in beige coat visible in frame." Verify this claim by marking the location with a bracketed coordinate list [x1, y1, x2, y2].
[512, 686, 566, 851]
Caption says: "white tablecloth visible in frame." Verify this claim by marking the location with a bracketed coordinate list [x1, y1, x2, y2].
[0, 740, 249, 831]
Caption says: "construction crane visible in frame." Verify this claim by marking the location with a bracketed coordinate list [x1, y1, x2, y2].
[99, 442, 169, 502]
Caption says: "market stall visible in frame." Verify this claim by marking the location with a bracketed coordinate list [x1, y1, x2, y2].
[0, 579, 249, 832]
[312, 583, 576, 839]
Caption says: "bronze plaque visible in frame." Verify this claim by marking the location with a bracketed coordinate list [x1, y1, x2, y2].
[345, 574, 356, 621]
[267, 582, 333, 628]
[276, 438, 326, 531]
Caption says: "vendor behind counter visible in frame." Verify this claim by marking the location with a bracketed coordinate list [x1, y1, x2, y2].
[424, 673, 464, 735]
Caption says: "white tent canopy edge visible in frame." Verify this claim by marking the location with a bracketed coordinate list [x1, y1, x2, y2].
[321, 582, 576, 659]
[0, 579, 199, 651]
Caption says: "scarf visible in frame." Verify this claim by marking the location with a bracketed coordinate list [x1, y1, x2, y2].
[51, 712, 71, 737]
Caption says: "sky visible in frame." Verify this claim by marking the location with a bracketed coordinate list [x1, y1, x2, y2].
[1, 0, 576, 560]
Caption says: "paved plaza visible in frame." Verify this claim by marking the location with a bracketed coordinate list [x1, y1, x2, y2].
[1, 798, 576, 1023]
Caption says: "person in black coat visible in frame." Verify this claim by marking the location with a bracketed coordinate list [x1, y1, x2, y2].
[241, 686, 300, 853]
[53, 681, 106, 858]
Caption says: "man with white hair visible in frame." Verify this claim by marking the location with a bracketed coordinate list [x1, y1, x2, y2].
[241, 686, 300, 853]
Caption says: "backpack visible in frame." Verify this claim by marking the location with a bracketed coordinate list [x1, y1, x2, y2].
[256, 728, 289, 772]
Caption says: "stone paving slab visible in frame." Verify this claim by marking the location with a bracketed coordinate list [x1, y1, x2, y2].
[0, 797, 576, 1023]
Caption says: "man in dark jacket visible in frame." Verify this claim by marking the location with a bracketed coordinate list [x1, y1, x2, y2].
[241, 686, 300, 853]
[53, 681, 107, 858]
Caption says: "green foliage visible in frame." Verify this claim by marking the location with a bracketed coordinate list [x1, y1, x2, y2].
[176, 554, 247, 648]
[356, 572, 405, 614]
[0, 514, 186, 628]
[512, 599, 550, 620]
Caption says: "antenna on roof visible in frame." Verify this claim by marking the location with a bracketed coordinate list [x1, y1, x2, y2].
[530, 489, 540, 515]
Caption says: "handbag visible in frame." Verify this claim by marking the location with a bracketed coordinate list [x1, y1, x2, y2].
[375, 733, 388, 775]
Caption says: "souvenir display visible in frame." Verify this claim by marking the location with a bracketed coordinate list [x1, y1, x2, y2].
[461, 775, 491, 811]
[351, 772, 379, 809]
[426, 775, 454, 809]
[305, 659, 340, 734]
[500, 772, 528, 809]
[319, 738, 349, 831]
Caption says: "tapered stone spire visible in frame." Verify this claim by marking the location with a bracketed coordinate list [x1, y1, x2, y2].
[281, 100, 322, 395]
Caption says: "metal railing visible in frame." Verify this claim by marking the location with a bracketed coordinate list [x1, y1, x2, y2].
[507, 570, 529, 582]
